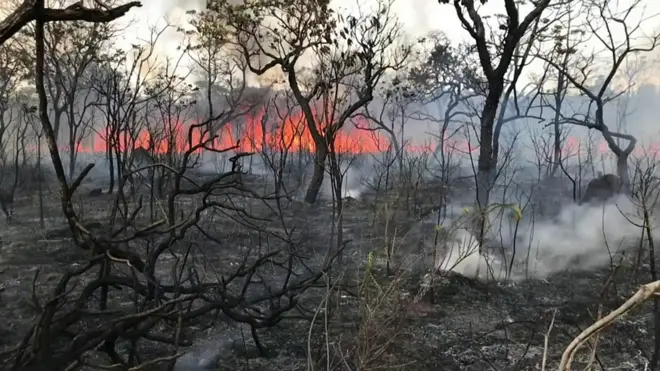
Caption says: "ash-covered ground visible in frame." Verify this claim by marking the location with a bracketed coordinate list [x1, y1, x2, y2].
[0, 168, 655, 371]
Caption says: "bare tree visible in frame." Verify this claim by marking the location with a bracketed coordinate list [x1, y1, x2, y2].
[90, 24, 181, 193]
[38, 11, 116, 180]
[0, 38, 27, 193]
[204, 0, 412, 204]
[531, 1, 590, 179]
[352, 75, 419, 180]
[536, 0, 660, 187]
[143, 65, 197, 198]
[438, 0, 554, 227]
[185, 10, 263, 130]
[23, 101, 46, 227]
[410, 34, 482, 185]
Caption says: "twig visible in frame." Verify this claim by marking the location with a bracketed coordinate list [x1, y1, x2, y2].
[581, 306, 603, 371]
[542, 309, 557, 371]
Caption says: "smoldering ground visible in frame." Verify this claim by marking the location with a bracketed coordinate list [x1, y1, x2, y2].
[1, 153, 658, 370]
[44, 153, 659, 283]
[433, 194, 647, 281]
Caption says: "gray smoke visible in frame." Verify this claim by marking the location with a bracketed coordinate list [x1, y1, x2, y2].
[436, 194, 648, 281]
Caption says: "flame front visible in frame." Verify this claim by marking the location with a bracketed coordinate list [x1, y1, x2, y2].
[57, 108, 660, 158]
[76, 109, 393, 155]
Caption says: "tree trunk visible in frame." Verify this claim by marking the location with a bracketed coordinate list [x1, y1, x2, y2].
[107, 127, 115, 193]
[37, 136, 44, 229]
[617, 153, 630, 190]
[551, 118, 562, 177]
[389, 132, 403, 178]
[551, 73, 566, 177]
[476, 94, 499, 210]
[304, 146, 328, 204]
[474, 89, 501, 250]
[114, 147, 122, 190]
[68, 140, 75, 181]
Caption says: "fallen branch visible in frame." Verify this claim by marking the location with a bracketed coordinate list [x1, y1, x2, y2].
[559, 280, 660, 370]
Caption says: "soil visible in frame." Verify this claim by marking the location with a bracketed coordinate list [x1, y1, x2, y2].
[0, 174, 655, 371]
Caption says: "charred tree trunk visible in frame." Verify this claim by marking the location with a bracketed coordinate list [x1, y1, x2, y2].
[552, 117, 562, 177]
[473, 85, 504, 255]
[114, 145, 122, 192]
[304, 145, 328, 204]
[551, 70, 567, 177]
[597, 106, 635, 191]
[616, 153, 630, 189]
[68, 139, 76, 181]
[108, 152, 115, 193]
[37, 135, 45, 229]
[107, 128, 115, 194]
[388, 129, 403, 180]
[476, 88, 502, 213]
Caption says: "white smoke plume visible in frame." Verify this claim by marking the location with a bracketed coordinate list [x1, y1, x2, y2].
[436, 194, 650, 281]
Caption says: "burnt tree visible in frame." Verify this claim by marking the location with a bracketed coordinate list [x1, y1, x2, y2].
[535, 0, 660, 188]
[203, 0, 411, 203]
[439, 0, 553, 244]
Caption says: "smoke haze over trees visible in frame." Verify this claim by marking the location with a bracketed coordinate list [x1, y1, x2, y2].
[2, 0, 660, 370]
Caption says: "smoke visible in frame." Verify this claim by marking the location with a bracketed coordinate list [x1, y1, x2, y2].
[325, 163, 368, 199]
[436, 194, 649, 281]
[312, 159, 368, 200]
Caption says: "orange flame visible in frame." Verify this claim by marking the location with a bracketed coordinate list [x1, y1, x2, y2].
[74, 108, 395, 155]
[46, 107, 660, 159]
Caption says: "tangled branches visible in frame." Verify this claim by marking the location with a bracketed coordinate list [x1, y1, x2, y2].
[1, 125, 343, 369]
[0, 20, 344, 367]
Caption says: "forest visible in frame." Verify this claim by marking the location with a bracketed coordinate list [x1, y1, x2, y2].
[0, 0, 659, 370]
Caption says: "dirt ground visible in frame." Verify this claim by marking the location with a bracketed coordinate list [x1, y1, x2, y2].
[0, 176, 656, 371]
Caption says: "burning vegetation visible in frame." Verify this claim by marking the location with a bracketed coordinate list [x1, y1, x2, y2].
[0, 0, 660, 370]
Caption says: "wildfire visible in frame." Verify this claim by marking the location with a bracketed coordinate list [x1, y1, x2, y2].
[77, 108, 392, 155]
[56, 107, 660, 159]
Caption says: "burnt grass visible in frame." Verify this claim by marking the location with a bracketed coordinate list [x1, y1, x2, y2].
[0, 173, 655, 370]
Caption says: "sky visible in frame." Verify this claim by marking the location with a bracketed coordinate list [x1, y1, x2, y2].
[119, 0, 468, 56]
[124, 0, 459, 39]
[2, 0, 660, 153]
[1, 0, 657, 88]
[93, 0, 660, 157]
[115, 0, 660, 83]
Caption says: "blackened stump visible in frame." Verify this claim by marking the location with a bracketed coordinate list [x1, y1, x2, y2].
[581, 173, 624, 204]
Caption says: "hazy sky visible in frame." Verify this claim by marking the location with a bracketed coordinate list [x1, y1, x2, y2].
[122, 0, 468, 50]
[129, 0, 660, 41]
[0, 0, 655, 85]
[2, 0, 660, 149]
[117, 0, 660, 82]
[107, 0, 660, 147]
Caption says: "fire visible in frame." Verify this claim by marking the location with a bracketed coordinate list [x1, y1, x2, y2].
[53, 106, 660, 159]
[76, 108, 392, 155]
